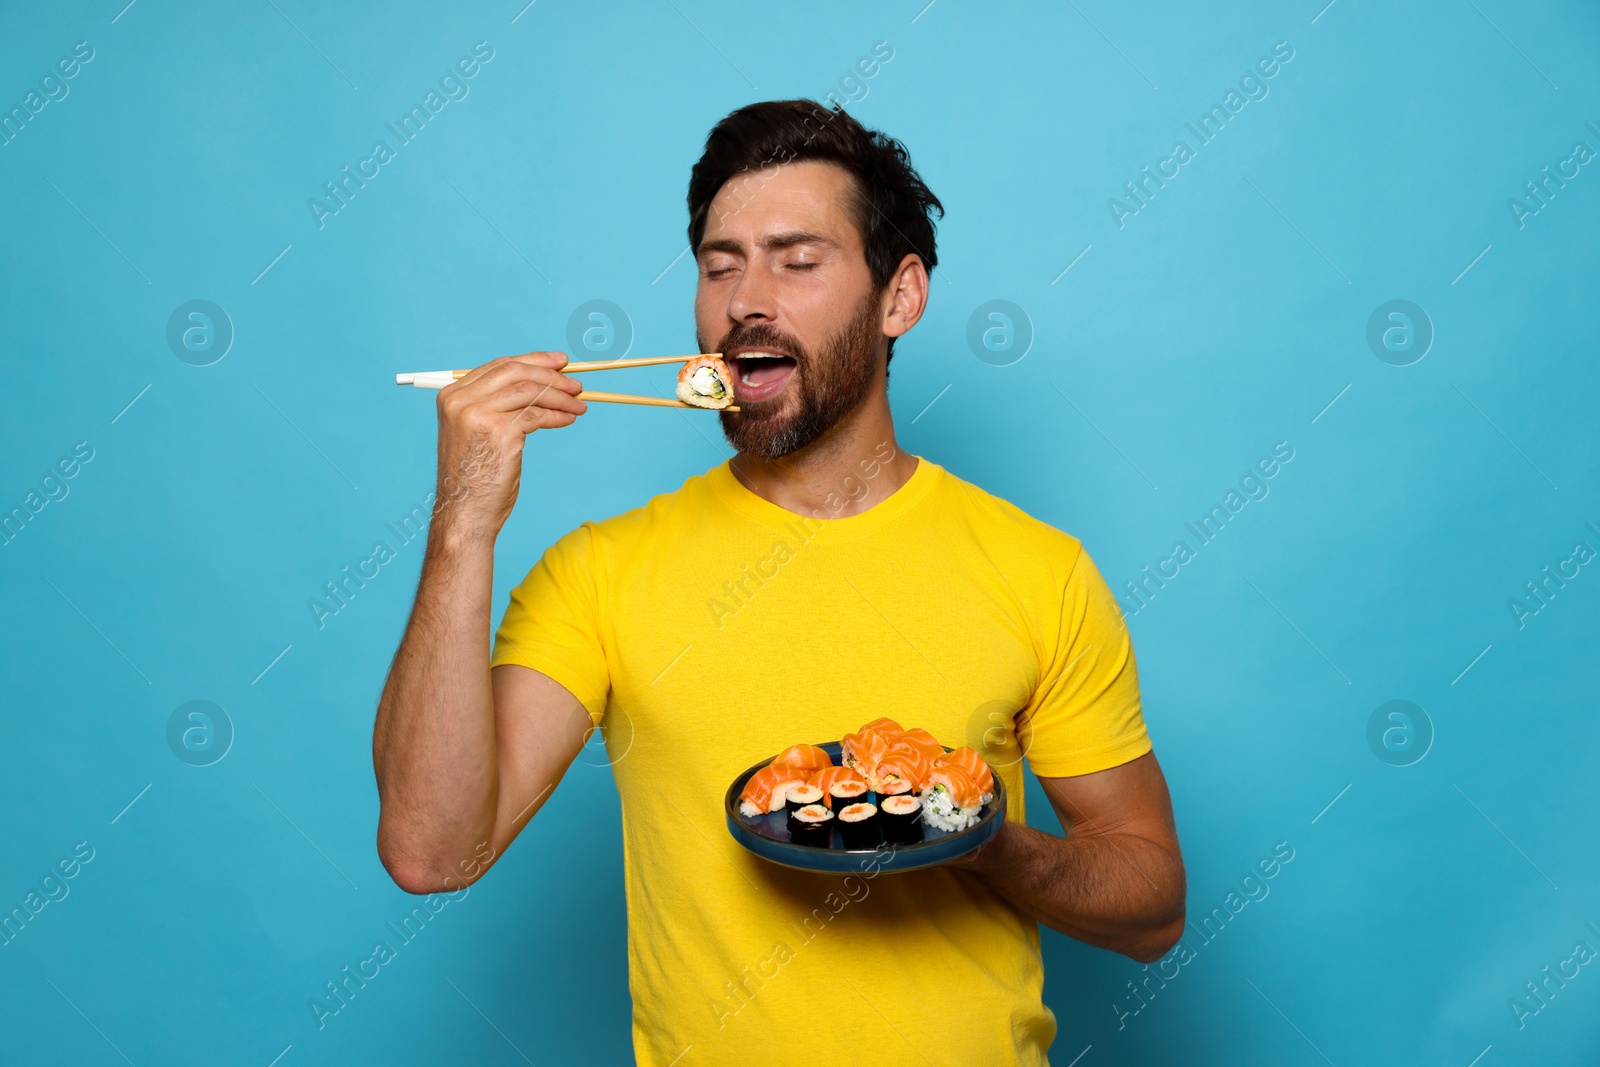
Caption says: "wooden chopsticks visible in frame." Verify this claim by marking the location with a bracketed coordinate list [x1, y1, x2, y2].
[395, 353, 738, 411]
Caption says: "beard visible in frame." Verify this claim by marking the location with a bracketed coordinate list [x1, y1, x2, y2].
[704, 288, 882, 460]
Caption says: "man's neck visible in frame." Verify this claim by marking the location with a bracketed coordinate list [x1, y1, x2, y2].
[727, 392, 919, 520]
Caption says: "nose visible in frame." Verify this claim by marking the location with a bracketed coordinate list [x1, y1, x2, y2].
[725, 259, 778, 327]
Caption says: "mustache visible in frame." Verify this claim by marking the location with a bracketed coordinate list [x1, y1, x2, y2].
[718, 326, 803, 361]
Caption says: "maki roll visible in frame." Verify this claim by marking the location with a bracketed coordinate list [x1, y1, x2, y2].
[810, 763, 865, 793]
[919, 767, 985, 832]
[787, 803, 834, 847]
[827, 778, 869, 811]
[837, 802, 880, 849]
[875, 777, 913, 806]
[785, 783, 824, 813]
[878, 794, 924, 844]
[676, 355, 735, 409]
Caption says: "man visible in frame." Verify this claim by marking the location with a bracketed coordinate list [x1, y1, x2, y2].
[373, 99, 1185, 1064]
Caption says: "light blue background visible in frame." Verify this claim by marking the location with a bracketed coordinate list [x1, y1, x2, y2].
[2, 1, 1597, 1064]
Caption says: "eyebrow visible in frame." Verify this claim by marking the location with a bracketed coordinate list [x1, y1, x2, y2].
[697, 230, 837, 257]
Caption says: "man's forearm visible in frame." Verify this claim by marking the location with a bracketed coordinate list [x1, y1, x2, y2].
[372, 524, 500, 886]
[959, 821, 1186, 963]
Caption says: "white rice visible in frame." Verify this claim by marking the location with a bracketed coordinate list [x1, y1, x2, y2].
[676, 364, 731, 408]
[920, 783, 981, 832]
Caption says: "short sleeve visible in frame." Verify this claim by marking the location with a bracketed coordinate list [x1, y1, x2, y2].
[490, 524, 610, 727]
[1019, 543, 1152, 778]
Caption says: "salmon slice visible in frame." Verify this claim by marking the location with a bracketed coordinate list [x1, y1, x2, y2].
[858, 717, 905, 742]
[841, 728, 891, 777]
[922, 765, 984, 809]
[933, 745, 995, 797]
[809, 764, 868, 795]
[772, 743, 832, 771]
[874, 742, 933, 792]
[896, 728, 944, 762]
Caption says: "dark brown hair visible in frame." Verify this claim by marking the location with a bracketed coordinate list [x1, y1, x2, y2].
[687, 99, 943, 361]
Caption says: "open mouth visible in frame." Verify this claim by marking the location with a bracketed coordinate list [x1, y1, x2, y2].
[726, 350, 798, 403]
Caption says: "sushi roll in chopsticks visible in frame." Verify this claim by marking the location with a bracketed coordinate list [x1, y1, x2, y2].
[676, 355, 735, 409]
[878, 794, 924, 843]
[787, 803, 835, 847]
[837, 802, 880, 849]
[919, 766, 985, 832]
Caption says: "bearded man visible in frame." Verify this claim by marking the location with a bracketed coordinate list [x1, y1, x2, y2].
[372, 98, 1186, 1065]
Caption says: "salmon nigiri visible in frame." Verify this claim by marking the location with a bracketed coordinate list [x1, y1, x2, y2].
[933, 745, 995, 799]
[739, 762, 811, 817]
[772, 743, 832, 771]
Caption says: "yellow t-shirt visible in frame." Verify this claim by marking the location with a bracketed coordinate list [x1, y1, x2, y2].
[491, 452, 1150, 1065]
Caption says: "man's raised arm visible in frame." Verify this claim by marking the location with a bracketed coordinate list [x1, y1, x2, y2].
[372, 354, 591, 895]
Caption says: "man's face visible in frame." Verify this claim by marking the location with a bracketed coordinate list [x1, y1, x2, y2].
[694, 161, 885, 459]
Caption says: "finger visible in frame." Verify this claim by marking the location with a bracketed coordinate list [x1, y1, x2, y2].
[447, 352, 571, 394]
[485, 364, 585, 404]
[510, 405, 580, 432]
[506, 350, 569, 370]
[452, 363, 584, 410]
[493, 375, 589, 417]
[456, 377, 586, 427]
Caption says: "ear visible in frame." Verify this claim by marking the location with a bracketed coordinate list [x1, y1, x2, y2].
[880, 252, 929, 343]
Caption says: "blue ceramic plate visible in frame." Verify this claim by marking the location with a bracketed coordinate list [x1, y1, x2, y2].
[724, 741, 1005, 874]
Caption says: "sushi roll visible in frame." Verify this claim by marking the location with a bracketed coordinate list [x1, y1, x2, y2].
[875, 777, 913, 805]
[878, 794, 924, 844]
[785, 783, 824, 813]
[840, 728, 890, 780]
[931, 746, 996, 802]
[827, 778, 869, 811]
[676, 355, 735, 409]
[836, 802, 880, 849]
[896, 728, 945, 762]
[857, 717, 905, 741]
[872, 743, 932, 793]
[919, 766, 985, 832]
[810, 763, 866, 793]
[787, 803, 835, 847]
